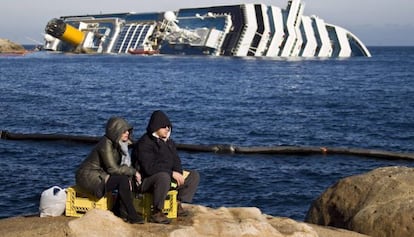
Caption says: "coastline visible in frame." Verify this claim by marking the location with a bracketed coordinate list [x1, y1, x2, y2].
[0, 38, 28, 55]
[0, 205, 369, 237]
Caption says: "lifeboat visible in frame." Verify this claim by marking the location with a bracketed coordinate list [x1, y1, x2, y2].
[128, 48, 159, 55]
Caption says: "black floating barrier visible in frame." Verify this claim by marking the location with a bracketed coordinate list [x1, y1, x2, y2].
[0, 130, 99, 144]
[1, 130, 414, 160]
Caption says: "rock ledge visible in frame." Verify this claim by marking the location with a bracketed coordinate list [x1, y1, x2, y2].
[306, 166, 414, 237]
[0, 38, 26, 54]
[0, 205, 368, 237]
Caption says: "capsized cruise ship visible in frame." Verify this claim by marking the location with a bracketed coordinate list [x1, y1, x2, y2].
[43, 0, 371, 57]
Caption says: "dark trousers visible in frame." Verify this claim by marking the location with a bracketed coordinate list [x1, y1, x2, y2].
[106, 175, 139, 221]
[141, 170, 200, 211]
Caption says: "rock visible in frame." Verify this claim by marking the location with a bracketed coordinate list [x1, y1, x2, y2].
[0, 205, 368, 237]
[0, 38, 26, 53]
[67, 209, 135, 237]
[172, 206, 287, 237]
[305, 166, 414, 237]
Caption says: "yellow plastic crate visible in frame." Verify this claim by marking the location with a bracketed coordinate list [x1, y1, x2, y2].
[65, 186, 113, 217]
[133, 190, 177, 221]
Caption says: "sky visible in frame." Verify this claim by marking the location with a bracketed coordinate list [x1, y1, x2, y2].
[1, 0, 413, 46]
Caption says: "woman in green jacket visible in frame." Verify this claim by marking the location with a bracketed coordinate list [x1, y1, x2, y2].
[76, 117, 143, 224]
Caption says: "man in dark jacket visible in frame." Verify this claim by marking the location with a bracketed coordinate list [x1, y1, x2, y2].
[132, 110, 199, 224]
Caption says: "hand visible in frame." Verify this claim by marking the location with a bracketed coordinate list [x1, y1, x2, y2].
[135, 171, 142, 184]
[172, 171, 185, 186]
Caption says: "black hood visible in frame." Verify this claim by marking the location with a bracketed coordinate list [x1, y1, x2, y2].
[146, 110, 172, 134]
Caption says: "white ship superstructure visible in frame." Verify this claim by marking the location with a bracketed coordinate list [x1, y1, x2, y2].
[312, 16, 333, 57]
[43, 0, 371, 57]
[299, 16, 317, 57]
[265, 6, 284, 57]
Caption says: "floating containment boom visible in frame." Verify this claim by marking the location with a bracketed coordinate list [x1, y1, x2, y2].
[2, 130, 413, 161]
[43, 0, 371, 57]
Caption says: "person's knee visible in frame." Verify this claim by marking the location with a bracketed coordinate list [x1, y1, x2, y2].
[155, 172, 171, 187]
[118, 175, 131, 191]
[191, 170, 200, 180]
[188, 170, 200, 184]
[157, 172, 171, 180]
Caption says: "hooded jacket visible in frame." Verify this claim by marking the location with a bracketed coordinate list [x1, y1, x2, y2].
[76, 117, 136, 198]
[131, 110, 183, 178]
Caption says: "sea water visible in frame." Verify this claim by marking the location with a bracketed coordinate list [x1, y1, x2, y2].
[0, 47, 413, 220]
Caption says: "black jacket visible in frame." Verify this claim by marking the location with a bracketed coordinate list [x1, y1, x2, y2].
[132, 110, 183, 178]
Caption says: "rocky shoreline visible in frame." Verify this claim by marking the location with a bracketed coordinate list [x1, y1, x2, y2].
[0, 205, 368, 237]
[2, 166, 412, 237]
[0, 38, 26, 54]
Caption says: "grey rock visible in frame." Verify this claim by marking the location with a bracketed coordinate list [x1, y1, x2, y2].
[306, 166, 414, 237]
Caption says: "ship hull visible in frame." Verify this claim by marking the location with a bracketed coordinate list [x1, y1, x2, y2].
[43, 0, 371, 57]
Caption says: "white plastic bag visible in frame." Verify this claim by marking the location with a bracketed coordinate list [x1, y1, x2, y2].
[39, 186, 67, 217]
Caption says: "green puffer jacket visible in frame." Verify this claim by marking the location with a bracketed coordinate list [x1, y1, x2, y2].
[75, 117, 136, 198]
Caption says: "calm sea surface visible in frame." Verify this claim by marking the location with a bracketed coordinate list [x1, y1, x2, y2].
[1, 47, 413, 220]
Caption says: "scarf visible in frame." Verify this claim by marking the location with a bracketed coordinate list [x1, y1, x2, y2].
[119, 141, 131, 167]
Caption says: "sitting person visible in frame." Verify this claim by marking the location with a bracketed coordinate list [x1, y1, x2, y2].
[75, 117, 144, 224]
[132, 110, 199, 224]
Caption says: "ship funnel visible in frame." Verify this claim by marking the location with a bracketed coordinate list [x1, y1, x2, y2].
[45, 18, 85, 46]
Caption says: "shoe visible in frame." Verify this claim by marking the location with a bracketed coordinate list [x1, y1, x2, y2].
[150, 211, 171, 224]
[112, 201, 128, 220]
[127, 215, 145, 224]
[177, 203, 189, 217]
